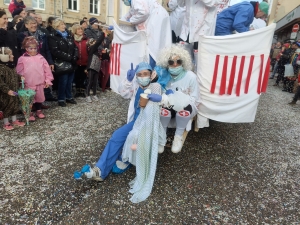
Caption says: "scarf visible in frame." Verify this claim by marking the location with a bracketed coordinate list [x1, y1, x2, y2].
[56, 30, 68, 39]
[74, 34, 83, 42]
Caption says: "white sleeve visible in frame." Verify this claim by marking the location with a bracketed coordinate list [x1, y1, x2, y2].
[128, 0, 150, 25]
[177, 0, 185, 7]
[118, 78, 135, 99]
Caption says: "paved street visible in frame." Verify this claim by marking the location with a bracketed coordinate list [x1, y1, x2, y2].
[1, 82, 300, 224]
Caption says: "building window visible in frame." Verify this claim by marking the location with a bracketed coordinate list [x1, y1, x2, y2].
[89, 0, 99, 15]
[32, 0, 45, 10]
[4, 0, 10, 5]
[68, 0, 78, 11]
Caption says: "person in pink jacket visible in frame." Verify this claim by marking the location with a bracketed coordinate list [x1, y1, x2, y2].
[16, 36, 54, 121]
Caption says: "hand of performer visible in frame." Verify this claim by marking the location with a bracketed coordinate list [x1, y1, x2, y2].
[148, 93, 162, 102]
[44, 83, 50, 88]
[50, 65, 54, 71]
[165, 89, 174, 95]
[127, 63, 139, 82]
[20, 76, 25, 81]
[8, 90, 16, 96]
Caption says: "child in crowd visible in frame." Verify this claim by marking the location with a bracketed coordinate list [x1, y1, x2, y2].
[0, 47, 25, 131]
[16, 37, 53, 122]
[85, 32, 104, 103]
[8, 0, 26, 16]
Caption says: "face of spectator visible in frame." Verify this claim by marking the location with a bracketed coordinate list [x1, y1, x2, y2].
[16, 0, 22, 2]
[57, 22, 66, 32]
[75, 27, 83, 36]
[91, 23, 99, 30]
[25, 44, 38, 56]
[255, 9, 265, 19]
[36, 15, 43, 25]
[83, 18, 87, 22]
[81, 22, 87, 29]
[19, 10, 26, 18]
[0, 14, 8, 28]
[276, 42, 281, 47]
[25, 20, 37, 33]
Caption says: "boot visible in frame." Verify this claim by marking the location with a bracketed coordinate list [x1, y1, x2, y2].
[288, 100, 297, 105]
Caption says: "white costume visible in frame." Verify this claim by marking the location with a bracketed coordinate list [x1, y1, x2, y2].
[164, 71, 200, 121]
[124, 0, 172, 61]
[177, 0, 222, 43]
[168, 0, 186, 38]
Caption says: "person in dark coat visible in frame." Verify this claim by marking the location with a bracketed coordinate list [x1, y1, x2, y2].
[85, 17, 102, 39]
[48, 18, 78, 107]
[0, 10, 19, 65]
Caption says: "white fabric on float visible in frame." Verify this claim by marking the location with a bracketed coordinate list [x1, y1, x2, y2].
[196, 23, 276, 128]
[110, 20, 148, 93]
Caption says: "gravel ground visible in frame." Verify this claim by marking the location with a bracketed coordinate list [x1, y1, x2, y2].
[1, 81, 300, 224]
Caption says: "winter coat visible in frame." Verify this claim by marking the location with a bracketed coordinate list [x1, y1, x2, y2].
[177, 0, 221, 42]
[0, 28, 19, 65]
[87, 33, 105, 72]
[17, 28, 54, 65]
[0, 63, 21, 117]
[8, 0, 25, 14]
[48, 30, 78, 69]
[85, 26, 102, 40]
[278, 48, 293, 66]
[215, 1, 256, 36]
[74, 35, 88, 66]
[16, 53, 54, 87]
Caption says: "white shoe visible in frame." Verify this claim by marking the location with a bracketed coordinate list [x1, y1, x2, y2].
[91, 95, 99, 101]
[86, 96, 92, 103]
[90, 166, 103, 181]
[158, 145, 164, 154]
[171, 135, 183, 153]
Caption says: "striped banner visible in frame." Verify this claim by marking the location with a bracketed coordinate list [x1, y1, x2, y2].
[109, 43, 122, 75]
[210, 54, 270, 96]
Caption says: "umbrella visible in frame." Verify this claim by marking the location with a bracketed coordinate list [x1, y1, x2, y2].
[18, 80, 36, 125]
[100, 60, 110, 92]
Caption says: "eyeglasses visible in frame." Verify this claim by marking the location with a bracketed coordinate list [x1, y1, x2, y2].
[168, 59, 183, 66]
[26, 47, 37, 51]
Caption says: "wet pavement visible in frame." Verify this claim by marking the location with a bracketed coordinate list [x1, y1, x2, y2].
[0, 82, 300, 224]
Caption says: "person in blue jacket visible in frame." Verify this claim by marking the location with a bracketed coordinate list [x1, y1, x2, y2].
[215, 1, 269, 36]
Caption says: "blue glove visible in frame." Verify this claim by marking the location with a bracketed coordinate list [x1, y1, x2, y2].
[148, 94, 162, 102]
[165, 89, 174, 95]
[127, 63, 139, 82]
[108, 25, 114, 30]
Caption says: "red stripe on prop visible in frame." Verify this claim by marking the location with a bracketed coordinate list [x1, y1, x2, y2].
[244, 55, 255, 94]
[227, 56, 237, 95]
[257, 54, 264, 94]
[117, 44, 122, 75]
[109, 44, 115, 74]
[210, 55, 220, 94]
[261, 57, 270, 93]
[219, 56, 228, 95]
[236, 56, 245, 96]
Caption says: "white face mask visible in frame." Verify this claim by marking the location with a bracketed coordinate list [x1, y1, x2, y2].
[137, 77, 151, 87]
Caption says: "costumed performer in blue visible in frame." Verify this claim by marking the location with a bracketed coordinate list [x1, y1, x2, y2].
[74, 61, 166, 182]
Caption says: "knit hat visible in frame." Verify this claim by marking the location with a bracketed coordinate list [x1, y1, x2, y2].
[22, 36, 38, 49]
[25, 7, 35, 12]
[135, 62, 152, 74]
[283, 43, 290, 48]
[259, 2, 269, 16]
[12, 8, 23, 18]
[89, 17, 98, 25]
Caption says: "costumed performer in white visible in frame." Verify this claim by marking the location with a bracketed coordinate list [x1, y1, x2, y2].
[122, 0, 172, 68]
[155, 45, 201, 153]
[74, 62, 164, 181]
[177, 0, 222, 49]
[167, 0, 186, 43]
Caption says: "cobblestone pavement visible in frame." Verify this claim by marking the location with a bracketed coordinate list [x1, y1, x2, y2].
[0, 82, 300, 224]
